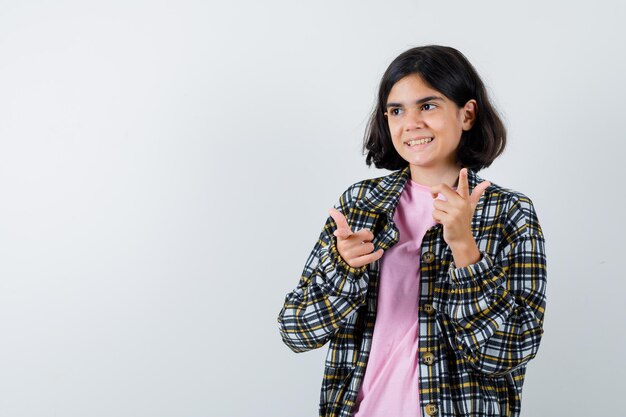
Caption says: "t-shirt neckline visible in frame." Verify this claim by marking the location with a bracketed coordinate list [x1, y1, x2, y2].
[408, 178, 458, 192]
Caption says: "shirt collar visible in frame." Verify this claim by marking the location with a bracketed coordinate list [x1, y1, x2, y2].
[355, 165, 485, 215]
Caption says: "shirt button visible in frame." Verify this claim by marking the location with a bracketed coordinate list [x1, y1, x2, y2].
[425, 403, 438, 416]
[421, 251, 435, 264]
[423, 304, 435, 315]
[422, 352, 435, 365]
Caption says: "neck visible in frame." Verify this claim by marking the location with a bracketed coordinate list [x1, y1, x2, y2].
[409, 164, 463, 188]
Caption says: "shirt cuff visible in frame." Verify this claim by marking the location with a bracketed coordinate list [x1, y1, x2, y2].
[448, 251, 495, 286]
[326, 235, 368, 277]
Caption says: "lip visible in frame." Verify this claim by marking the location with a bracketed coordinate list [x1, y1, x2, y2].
[403, 136, 433, 144]
[405, 137, 434, 150]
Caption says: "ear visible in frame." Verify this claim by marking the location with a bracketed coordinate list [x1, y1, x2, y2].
[461, 99, 478, 131]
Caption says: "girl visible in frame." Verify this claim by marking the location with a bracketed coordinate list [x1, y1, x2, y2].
[277, 45, 547, 417]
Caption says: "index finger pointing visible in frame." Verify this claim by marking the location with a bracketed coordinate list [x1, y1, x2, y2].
[456, 168, 470, 198]
[328, 207, 353, 234]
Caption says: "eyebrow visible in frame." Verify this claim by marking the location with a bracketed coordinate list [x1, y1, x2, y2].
[385, 96, 444, 108]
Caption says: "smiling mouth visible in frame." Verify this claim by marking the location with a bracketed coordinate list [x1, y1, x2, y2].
[405, 137, 434, 147]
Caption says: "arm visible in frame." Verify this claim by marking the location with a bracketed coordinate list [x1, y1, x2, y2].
[444, 195, 547, 376]
[277, 185, 369, 353]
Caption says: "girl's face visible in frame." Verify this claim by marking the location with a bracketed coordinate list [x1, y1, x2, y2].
[385, 73, 476, 172]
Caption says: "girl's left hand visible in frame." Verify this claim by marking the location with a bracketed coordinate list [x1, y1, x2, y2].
[430, 168, 491, 247]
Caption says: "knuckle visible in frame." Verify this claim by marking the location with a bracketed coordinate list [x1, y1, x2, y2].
[348, 258, 361, 268]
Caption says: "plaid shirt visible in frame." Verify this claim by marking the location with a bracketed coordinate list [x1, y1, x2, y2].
[277, 165, 547, 417]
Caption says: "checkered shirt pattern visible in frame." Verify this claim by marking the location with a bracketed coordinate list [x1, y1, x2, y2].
[277, 165, 547, 417]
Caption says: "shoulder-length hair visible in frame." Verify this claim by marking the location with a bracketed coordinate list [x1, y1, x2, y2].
[363, 45, 506, 172]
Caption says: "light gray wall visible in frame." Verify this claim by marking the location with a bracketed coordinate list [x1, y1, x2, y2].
[0, 1, 624, 416]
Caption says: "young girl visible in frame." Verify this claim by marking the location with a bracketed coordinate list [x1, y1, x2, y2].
[277, 45, 547, 417]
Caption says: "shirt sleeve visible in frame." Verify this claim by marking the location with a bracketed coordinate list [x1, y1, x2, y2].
[277, 185, 370, 353]
[444, 195, 547, 376]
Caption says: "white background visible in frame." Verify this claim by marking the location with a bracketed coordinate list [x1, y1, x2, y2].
[0, 1, 624, 416]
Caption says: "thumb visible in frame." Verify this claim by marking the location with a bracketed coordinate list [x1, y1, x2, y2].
[470, 180, 491, 209]
[333, 228, 352, 239]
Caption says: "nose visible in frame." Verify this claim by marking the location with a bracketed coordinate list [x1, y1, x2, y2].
[405, 107, 425, 130]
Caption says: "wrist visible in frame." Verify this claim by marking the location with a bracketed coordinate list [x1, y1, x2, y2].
[449, 237, 481, 268]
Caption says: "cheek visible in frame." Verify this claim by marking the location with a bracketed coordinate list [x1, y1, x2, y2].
[432, 114, 460, 135]
[388, 125, 402, 142]
[425, 115, 444, 130]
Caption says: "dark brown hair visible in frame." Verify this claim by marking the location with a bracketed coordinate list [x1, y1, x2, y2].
[363, 45, 506, 172]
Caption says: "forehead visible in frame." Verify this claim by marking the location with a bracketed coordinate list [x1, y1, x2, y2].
[387, 73, 444, 102]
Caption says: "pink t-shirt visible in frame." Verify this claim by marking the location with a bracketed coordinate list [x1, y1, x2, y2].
[352, 179, 455, 417]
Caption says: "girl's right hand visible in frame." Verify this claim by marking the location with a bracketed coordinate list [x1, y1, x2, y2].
[328, 207, 384, 269]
